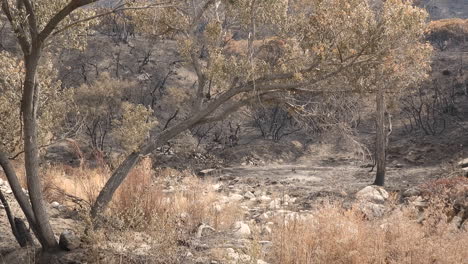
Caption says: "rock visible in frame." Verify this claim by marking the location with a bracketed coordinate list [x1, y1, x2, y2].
[50, 201, 60, 209]
[457, 158, 468, 168]
[59, 230, 81, 251]
[4, 188, 12, 194]
[199, 168, 219, 176]
[412, 196, 428, 208]
[257, 260, 270, 264]
[269, 199, 281, 210]
[262, 225, 272, 235]
[225, 248, 250, 263]
[260, 195, 272, 202]
[212, 183, 223, 191]
[0, 179, 4, 186]
[244, 191, 256, 200]
[254, 190, 264, 196]
[196, 223, 216, 238]
[233, 221, 251, 238]
[356, 186, 389, 204]
[213, 204, 223, 212]
[229, 194, 244, 202]
[462, 168, 468, 177]
[358, 203, 386, 219]
[402, 187, 421, 198]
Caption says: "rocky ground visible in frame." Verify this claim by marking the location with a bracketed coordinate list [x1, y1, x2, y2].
[2, 145, 466, 263]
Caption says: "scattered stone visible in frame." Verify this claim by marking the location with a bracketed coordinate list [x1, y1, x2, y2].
[197, 223, 216, 238]
[260, 195, 272, 202]
[269, 199, 281, 210]
[213, 204, 223, 213]
[244, 191, 256, 200]
[457, 158, 468, 168]
[356, 186, 389, 204]
[233, 221, 251, 238]
[0, 179, 4, 186]
[262, 225, 272, 235]
[212, 183, 223, 191]
[4, 188, 12, 194]
[50, 201, 60, 209]
[402, 187, 421, 198]
[59, 230, 81, 251]
[257, 260, 270, 264]
[358, 203, 386, 219]
[462, 168, 468, 177]
[412, 196, 428, 208]
[199, 168, 219, 177]
[229, 194, 244, 202]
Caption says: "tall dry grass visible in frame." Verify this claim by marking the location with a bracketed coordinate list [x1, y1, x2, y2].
[269, 179, 468, 264]
[39, 158, 243, 263]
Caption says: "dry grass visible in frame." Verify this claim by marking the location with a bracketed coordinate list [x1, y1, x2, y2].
[428, 18, 468, 35]
[269, 180, 468, 264]
[38, 158, 243, 263]
[427, 18, 468, 48]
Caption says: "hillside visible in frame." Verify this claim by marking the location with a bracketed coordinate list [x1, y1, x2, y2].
[0, 1, 467, 263]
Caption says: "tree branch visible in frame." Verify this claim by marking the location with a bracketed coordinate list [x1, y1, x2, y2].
[51, 2, 173, 37]
[20, 0, 38, 41]
[1, 0, 30, 53]
[39, 0, 99, 42]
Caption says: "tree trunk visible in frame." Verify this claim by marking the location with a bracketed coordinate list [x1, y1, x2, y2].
[374, 85, 386, 186]
[0, 151, 38, 232]
[22, 52, 58, 250]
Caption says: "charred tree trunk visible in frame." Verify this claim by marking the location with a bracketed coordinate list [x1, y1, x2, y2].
[374, 86, 386, 186]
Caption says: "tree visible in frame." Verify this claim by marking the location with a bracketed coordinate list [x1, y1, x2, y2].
[73, 73, 156, 153]
[91, 0, 432, 217]
[367, 0, 432, 186]
[0, 0, 134, 251]
[0, 0, 431, 252]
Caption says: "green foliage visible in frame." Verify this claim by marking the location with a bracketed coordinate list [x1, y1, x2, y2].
[113, 102, 157, 152]
[74, 73, 156, 153]
[0, 51, 71, 154]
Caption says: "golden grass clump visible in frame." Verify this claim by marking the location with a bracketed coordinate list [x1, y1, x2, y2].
[270, 199, 467, 264]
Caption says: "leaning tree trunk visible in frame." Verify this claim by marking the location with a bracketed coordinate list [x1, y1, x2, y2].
[0, 189, 34, 247]
[374, 85, 386, 186]
[22, 52, 59, 250]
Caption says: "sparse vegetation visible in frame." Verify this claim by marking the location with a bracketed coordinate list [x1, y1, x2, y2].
[0, 0, 467, 263]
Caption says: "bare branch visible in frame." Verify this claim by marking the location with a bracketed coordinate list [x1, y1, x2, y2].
[20, 0, 38, 41]
[51, 2, 173, 37]
[39, 0, 100, 42]
[1, 0, 30, 53]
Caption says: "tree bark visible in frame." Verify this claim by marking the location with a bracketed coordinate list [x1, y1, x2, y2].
[374, 85, 386, 186]
[22, 52, 59, 250]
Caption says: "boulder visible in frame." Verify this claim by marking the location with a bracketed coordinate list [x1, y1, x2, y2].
[244, 191, 256, 200]
[59, 230, 81, 251]
[356, 186, 388, 204]
[457, 158, 468, 168]
[233, 221, 251, 238]
[196, 224, 216, 238]
[269, 199, 281, 210]
[358, 203, 386, 219]
[229, 194, 244, 202]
